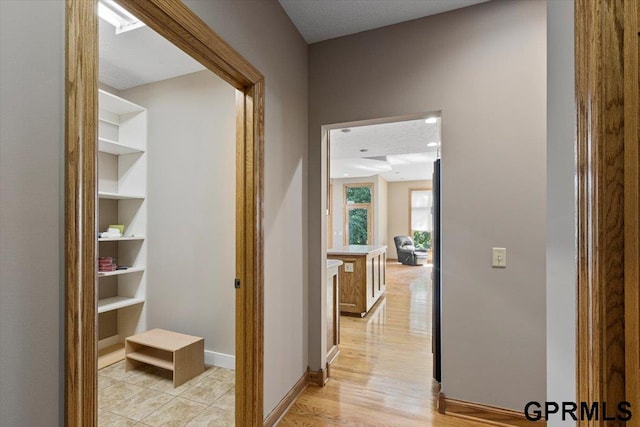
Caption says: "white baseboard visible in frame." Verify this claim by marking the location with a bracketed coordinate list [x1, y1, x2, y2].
[98, 334, 121, 350]
[204, 350, 235, 370]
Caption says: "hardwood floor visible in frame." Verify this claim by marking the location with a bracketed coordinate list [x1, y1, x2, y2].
[280, 262, 491, 426]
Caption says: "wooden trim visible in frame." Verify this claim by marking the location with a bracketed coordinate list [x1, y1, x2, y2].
[115, 0, 261, 89]
[65, 1, 98, 425]
[575, 2, 628, 425]
[263, 371, 309, 427]
[307, 367, 328, 387]
[65, 1, 264, 426]
[441, 396, 545, 427]
[624, 0, 640, 418]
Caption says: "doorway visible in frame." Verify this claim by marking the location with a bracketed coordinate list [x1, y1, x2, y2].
[322, 114, 441, 394]
[65, 1, 264, 426]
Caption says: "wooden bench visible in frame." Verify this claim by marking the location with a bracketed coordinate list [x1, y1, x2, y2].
[125, 329, 204, 387]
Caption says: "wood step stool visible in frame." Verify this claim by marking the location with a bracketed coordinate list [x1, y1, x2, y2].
[125, 328, 204, 387]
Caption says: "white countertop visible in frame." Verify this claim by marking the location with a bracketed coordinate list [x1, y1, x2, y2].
[327, 245, 387, 256]
[327, 259, 343, 269]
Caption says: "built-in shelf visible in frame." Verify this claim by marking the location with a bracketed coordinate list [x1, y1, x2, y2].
[126, 348, 174, 371]
[98, 296, 145, 314]
[99, 137, 144, 156]
[98, 266, 145, 277]
[98, 191, 145, 200]
[99, 236, 145, 242]
[99, 89, 146, 115]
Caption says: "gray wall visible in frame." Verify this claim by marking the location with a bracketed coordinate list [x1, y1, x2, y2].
[0, 1, 65, 425]
[123, 70, 237, 358]
[308, 0, 547, 410]
[0, 0, 308, 422]
[181, 0, 309, 417]
[546, 1, 576, 425]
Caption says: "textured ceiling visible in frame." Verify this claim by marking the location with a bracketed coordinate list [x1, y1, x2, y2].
[99, 17, 205, 90]
[330, 118, 441, 182]
[278, 0, 490, 43]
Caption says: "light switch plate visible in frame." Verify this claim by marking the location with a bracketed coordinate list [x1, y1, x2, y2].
[492, 247, 506, 268]
[344, 263, 354, 273]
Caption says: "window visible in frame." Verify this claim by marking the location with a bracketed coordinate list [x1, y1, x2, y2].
[410, 189, 432, 250]
[344, 184, 373, 245]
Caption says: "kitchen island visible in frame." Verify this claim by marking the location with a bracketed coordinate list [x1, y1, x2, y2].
[327, 245, 386, 317]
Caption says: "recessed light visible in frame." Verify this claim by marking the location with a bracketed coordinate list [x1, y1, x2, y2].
[425, 117, 438, 124]
[343, 173, 349, 176]
[427, 142, 440, 147]
[360, 148, 368, 152]
[341, 128, 351, 133]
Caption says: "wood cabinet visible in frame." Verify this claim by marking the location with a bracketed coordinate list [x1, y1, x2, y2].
[326, 260, 342, 365]
[328, 245, 386, 317]
[125, 329, 204, 387]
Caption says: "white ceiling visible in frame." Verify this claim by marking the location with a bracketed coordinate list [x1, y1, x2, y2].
[99, 17, 205, 90]
[278, 0, 490, 44]
[99, 1, 490, 88]
[330, 118, 440, 182]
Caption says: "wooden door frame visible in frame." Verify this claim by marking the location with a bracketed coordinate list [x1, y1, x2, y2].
[575, 0, 638, 425]
[64, 1, 264, 426]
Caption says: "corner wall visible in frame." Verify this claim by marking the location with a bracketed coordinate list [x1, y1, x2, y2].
[183, 0, 309, 417]
[308, 0, 547, 410]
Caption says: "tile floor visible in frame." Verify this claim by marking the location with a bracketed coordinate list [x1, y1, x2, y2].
[98, 361, 234, 426]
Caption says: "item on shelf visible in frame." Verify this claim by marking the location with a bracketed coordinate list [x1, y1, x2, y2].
[116, 266, 130, 270]
[109, 224, 125, 234]
[99, 257, 117, 272]
[99, 226, 123, 239]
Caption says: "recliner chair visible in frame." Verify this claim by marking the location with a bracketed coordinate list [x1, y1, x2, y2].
[394, 236, 428, 266]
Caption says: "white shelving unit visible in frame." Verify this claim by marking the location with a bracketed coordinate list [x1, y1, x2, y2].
[98, 296, 146, 314]
[98, 266, 145, 277]
[97, 89, 148, 369]
[99, 236, 146, 242]
[99, 191, 146, 200]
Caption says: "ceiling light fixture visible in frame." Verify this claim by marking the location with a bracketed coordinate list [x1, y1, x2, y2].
[343, 173, 350, 176]
[98, 0, 146, 34]
[425, 117, 438, 124]
[427, 142, 440, 147]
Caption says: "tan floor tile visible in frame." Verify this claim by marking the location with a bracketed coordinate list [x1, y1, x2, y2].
[186, 406, 234, 427]
[149, 375, 196, 396]
[99, 374, 120, 390]
[98, 410, 139, 426]
[124, 366, 165, 388]
[99, 360, 127, 380]
[99, 382, 145, 410]
[141, 397, 207, 427]
[206, 367, 234, 383]
[210, 388, 234, 412]
[110, 388, 174, 421]
[180, 377, 233, 405]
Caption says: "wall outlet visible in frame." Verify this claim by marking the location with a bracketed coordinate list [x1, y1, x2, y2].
[492, 247, 507, 268]
[344, 263, 354, 273]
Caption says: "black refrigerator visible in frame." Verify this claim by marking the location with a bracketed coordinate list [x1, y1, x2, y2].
[432, 159, 442, 383]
